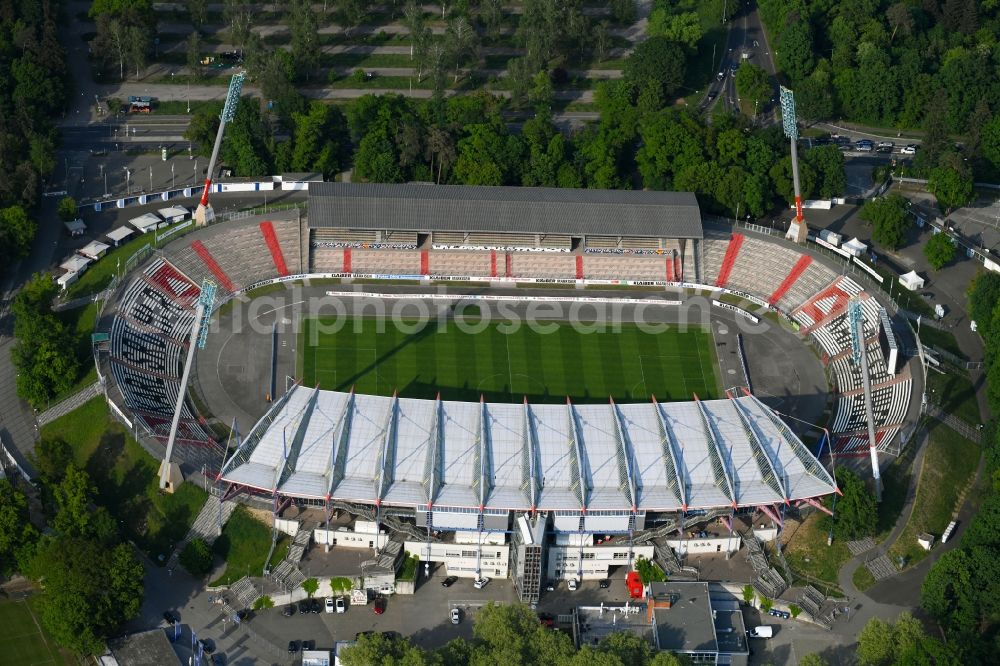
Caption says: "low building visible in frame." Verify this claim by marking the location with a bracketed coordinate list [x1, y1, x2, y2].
[647, 581, 748, 665]
[302, 649, 332, 666]
[105, 628, 181, 666]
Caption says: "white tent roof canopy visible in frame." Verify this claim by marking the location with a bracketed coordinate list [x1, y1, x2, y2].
[129, 212, 162, 232]
[60, 254, 92, 272]
[79, 240, 110, 259]
[220, 387, 839, 513]
[158, 205, 189, 220]
[842, 237, 868, 256]
[106, 226, 135, 243]
[899, 270, 925, 291]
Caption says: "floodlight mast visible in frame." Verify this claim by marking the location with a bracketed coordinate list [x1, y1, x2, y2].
[194, 72, 246, 226]
[780, 86, 808, 243]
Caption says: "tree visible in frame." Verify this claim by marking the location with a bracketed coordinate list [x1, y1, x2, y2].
[29, 538, 144, 655]
[760, 596, 773, 613]
[742, 584, 755, 605]
[289, 0, 320, 81]
[179, 538, 214, 576]
[734, 62, 771, 111]
[446, 16, 478, 83]
[0, 479, 36, 574]
[967, 272, 1000, 339]
[252, 594, 275, 610]
[648, 10, 702, 49]
[426, 125, 456, 184]
[186, 31, 202, 79]
[795, 74, 834, 123]
[928, 159, 974, 213]
[224, 0, 254, 50]
[804, 145, 846, 199]
[592, 21, 611, 63]
[290, 103, 349, 178]
[983, 114, 1000, 172]
[832, 467, 878, 539]
[10, 273, 80, 408]
[789, 603, 801, 618]
[92, 15, 129, 81]
[220, 99, 273, 176]
[859, 193, 910, 251]
[924, 232, 957, 270]
[887, 2, 914, 42]
[53, 466, 97, 539]
[777, 20, 814, 81]
[623, 37, 686, 102]
[302, 577, 319, 597]
[184, 105, 221, 155]
[454, 121, 524, 186]
[769, 155, 816, 206]
[799, 655, 828, 666]
[0, 205, 36, 263]
[610, 0, 635, 25]
[125, 21, 150, 79]
[337, 0, 367, 35]
[479, 0, 503, 39]
[187, 0, 208, 28]
[856, 612, 958, 665]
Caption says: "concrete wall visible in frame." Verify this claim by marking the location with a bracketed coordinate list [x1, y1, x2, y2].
[547, 544, 655, 580]
[404, 541, 510, 578]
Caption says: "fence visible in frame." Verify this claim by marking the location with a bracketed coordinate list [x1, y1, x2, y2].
[924, 404, 984, 443]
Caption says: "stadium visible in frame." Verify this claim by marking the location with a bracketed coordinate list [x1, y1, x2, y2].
[92, 182, 919, 606]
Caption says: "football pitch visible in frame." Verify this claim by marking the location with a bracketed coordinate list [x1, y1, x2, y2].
[300, 317, 720, 403]
[0, 598, 75, 666]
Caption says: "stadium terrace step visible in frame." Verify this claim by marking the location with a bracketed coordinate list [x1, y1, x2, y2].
[167, 495, 236, 569]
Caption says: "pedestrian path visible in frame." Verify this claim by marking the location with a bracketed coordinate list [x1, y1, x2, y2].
[37, 380, 103, 426]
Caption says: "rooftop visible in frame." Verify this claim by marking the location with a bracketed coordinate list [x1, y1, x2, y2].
[219, 387, 838, 513]
[107, 629, 181, 666]
[307, 182, 704, 239]
[649, 582, 717, 653]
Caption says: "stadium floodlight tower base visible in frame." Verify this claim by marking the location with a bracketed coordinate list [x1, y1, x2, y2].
[779, 86, 809, 244]
[194, 203, 216, 226]
[158, 460, 184, 494]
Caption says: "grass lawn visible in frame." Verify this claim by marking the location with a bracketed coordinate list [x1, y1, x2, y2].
[300, 317, 720, 403]
[876, 453, 912, 538]
[210, 506, 289, 586]
[889, 422, 980, 567]
[925, 369, 982, 427]
[0, 597, 80, 665]
[784, 512, 850, 590]
[40, 397, 208, 563]
[852, 565, 877, 592]
[63, 234, 155, 299]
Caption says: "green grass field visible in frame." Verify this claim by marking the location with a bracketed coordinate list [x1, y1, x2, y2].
[300, 317, 720, 403]
[0, 598, 77, 665]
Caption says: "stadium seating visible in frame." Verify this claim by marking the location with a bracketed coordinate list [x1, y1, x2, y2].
[310, 246, 345, 272]
[429, 251, 494, 277]
[351, 249, 421, 275]
[583, 255, 666, 280]
[509, 253, 577, 279]
[109, 258, 211, 444]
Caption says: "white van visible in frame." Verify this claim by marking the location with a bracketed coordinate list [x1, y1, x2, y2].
[748, 625, 773, 639]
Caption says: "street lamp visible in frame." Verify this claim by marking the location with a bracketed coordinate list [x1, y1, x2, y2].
[124, 167, 131, 195]
[171, 162, 175, 189]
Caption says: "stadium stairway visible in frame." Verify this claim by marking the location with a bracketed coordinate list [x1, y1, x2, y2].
[259, 221, 290, 277]
[714, 233, 745, 287]
[768, 255, 813, 305]
[191, 240, 235, 292]
[167, 494, 237, 570]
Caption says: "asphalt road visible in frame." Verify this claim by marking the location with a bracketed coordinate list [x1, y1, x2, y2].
[703, 1, 777, 119]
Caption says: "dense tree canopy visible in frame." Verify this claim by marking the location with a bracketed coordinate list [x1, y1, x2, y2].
[924, 232, 957, 270]
[860, 194, 911, 251]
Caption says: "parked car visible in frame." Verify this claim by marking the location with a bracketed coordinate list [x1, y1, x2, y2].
[374, 596, 386, 615]
[325, 597, 335, 614]
[855, 140, 874, 152]
[162, 610, 179, 624]
[568, 578, 578, 591]
[287, 640, 300, 654]
[451, 608, 461, 625]
[901, 144, 918, 155]
[876, 141, 895, 152]
[599, 579, 611, 589]
[717, 71, 725, 81]
[441, 576, 458, 588]
[538, 612, 555, 628]
[297, 600, 309, 614]
[211, 654, 225, 665]
[282, 604, 295, 617]
[381, 631, 401, 641]
[474, 577, 491, 589]
[730, 62, 739, 73]
[301, 640, 316, 650]
[198, 639, 215, 654]
[356, 631, 376, 640]
[336, 597, 346, 613]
